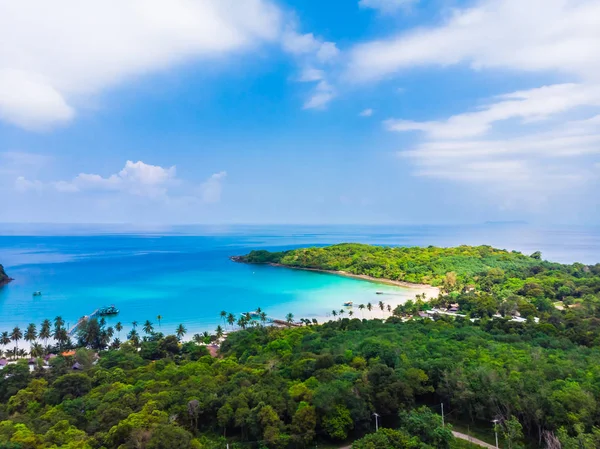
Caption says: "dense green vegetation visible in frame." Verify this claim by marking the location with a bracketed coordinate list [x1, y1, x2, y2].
[2, 317, 600, 448]
[0, 264, 11, 286]
[240, 244, 600, 325]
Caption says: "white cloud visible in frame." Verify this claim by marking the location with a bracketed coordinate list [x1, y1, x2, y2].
[13, 160, 227, 204]
[281, 23, 339, 110]
[199, 171, 227, 204]
[0, 0, 281, 130]
[386, 83, 600, 139]
[348, 0, 600, 82]
[14, 176, 43, 193]
[303, 81, 335, 110]
[359, 0, 418, 14]
[360, 108, 374, 117]
[298, 68, 325, 82]
[282, 29, 339, 63]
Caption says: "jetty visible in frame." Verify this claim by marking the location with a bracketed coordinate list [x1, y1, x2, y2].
[67, 309, 99, 337]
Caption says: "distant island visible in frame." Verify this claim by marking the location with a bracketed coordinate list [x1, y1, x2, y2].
[0, 264, 12, 286]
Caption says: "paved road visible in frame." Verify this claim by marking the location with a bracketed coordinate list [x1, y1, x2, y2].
[338, 431, 497, 449]
[452, 431, 497, 448]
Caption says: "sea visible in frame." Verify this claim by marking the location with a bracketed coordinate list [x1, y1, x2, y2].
[0, 224, 599, 337]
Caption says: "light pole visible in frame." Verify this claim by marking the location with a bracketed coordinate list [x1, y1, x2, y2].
[373, 413, 380, 432]
[492, 419, 499, 449]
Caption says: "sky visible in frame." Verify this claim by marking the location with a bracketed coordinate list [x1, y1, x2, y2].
[1, 0, 599, 225]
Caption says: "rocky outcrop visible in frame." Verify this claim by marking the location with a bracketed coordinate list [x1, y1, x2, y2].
[0, 264, 13, 287]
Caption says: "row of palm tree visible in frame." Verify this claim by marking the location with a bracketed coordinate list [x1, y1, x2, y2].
[0, 314, 188, 359]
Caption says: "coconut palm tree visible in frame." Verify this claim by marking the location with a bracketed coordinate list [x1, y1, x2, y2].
[237, 316, 248, 330]
[349, 310, 354, 317]
[332, 310, 337, 319]
[127, 329, 140, 346]
[358, 304, 365, 318]
[379, 301, 385, 312]
[227, 313, 235, 330]
[1, 331, 10, 352]
[339, 309, 345, 319]
[30, 342, 44, 358]
[157, 315, 162, 328]
[387, 304, 392, 314]
[54, 316, 65, 330]
[312, 318, 318, 325]
[286, 313, 294, 326]
[176, 324, 187, 340]
[24, 323, 37, 346]
[39, 319, 51, 349]
[367, 302, 373, 316]
[132, 321, 138, 330]
[215, 325, 224, 339]
[219, 310, 227, 324]
[11, 326, 22, 356]
[193, 333, 203, 345]
[115, 322, 123, 338]
[260, 311, 268, 326]
[142, 320, 154, 335]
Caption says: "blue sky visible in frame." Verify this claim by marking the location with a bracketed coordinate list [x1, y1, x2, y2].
[1, 0, 599, 224]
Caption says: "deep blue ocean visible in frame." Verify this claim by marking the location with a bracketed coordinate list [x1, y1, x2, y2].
[0, 224, 599, 337]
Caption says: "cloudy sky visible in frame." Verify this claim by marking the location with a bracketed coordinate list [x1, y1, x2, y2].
[1, 0, 599, 224]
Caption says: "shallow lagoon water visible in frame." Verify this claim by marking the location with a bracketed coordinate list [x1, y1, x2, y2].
[1, 224, 599, 336]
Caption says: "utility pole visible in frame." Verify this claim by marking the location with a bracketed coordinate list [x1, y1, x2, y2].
[441, 403, 445, 427]
[492, 419, 499, 449]
[373, 413, 380, 432]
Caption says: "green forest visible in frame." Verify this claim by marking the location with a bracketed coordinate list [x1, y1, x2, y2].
[2, 244, 600, 448]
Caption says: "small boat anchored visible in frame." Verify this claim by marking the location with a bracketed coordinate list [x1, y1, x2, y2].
[97, 305, 119, 316]
[32, 291, 42, 297]
[343, 301, 353, 307]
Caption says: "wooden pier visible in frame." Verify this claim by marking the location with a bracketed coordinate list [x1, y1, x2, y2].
[67, 309, 99, 337]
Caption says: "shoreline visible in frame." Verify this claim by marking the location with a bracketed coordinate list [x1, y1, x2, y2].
[233, 258, 440, 299]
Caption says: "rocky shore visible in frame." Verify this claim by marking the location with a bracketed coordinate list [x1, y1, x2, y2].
[0, 264, 13, 287]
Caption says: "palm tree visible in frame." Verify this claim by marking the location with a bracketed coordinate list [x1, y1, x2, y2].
[40, 319, 51, 348]
[132, 320, 138, 329]
[176, 324, 187, 341]
[54, 327, 68, 350]
[193, 333, 203, 345]
[106, 326, 114, 340]
[142, 320, 154, 335]
[379, 301, 385, 312]
[11, 326, 22, 355]
[332, 310, 337, 319]
[312, 318, 318, 325]
[387, 304, 392, 314]
[30, 342, 43, 358]
[54, 316, 65, 330]
[260, 311, 268, 326]
[220, 310, 227, 324]
[349, 310, 354, 317]
[237, 316, 248, 330]
[157, 315, 162, 328]
[127, 329, 140, 346]
[24, 323, 37, 345]
[227, 313, 235, 330]
[215, 325, 224, 339]
[115, 322, 123, 338]
[367, 302, 373, 316]
[1, 331, 10, 351]
[358, 304, 365, 318]
[286, 313, 294, 326]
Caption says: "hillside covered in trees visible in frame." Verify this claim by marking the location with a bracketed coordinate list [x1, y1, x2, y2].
[0, 264, 11, 286]
[238, 244, 600, 319]
[1, 317, 600, 448]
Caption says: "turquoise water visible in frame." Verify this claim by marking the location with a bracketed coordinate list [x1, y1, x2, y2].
[1, 224, 599, 336]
